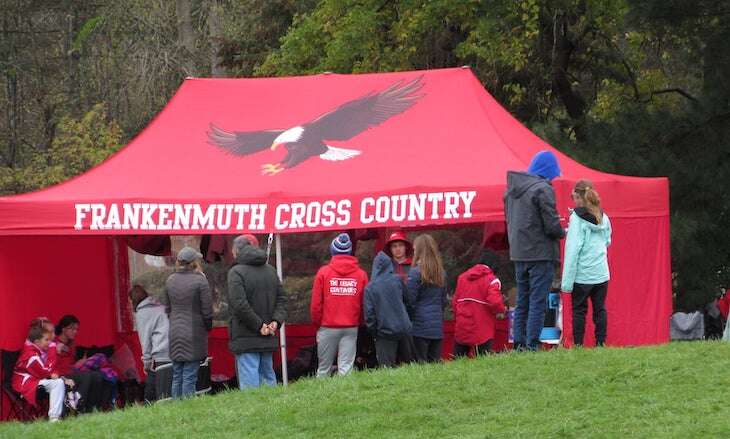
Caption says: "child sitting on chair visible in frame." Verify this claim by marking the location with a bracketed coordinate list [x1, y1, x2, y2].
[12, 326, 75, 422]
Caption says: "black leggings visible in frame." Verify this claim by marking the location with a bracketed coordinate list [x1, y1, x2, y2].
[68, 371, 113, 412]
[412, 337, 442, 363]
[572, 281, 608, 346]
[453, 339, 493, 358]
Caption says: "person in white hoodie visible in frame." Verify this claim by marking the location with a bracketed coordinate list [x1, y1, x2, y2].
[130, 285, 171, 402]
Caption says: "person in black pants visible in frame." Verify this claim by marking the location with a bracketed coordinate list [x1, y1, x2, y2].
[406, 235, 447, 363]
[560, 180, 612, 346]
[364, 252, 412, 367]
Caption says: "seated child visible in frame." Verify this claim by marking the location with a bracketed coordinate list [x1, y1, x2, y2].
[452, 250, 507, 357]
[12, 326, 75, 422]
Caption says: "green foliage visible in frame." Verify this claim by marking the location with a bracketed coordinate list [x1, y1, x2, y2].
[2, 342, 730, 437]
[0, 104, 122, 194]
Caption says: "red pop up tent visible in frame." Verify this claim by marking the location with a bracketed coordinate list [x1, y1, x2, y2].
[0, 68, 671, 416]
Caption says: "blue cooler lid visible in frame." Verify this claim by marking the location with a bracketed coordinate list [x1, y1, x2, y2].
[539, 327, 561, 341]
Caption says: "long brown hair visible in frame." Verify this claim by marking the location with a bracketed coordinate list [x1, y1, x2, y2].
[413, 234, 445, 287]
[573, 179, 603, 224]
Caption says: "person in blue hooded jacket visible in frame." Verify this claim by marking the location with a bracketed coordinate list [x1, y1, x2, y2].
[364, 251, 412, 367]
[504, 150, 566, 351]
[561, 180, 612, 346]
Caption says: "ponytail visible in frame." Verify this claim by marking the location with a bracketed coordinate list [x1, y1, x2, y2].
[574, 179, 603, 224]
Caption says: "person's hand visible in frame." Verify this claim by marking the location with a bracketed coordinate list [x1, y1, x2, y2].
[496, 313, 506, 320]
[267, 321, 279, 334]
[260, 324, 270, 336]
[143, 359, 153, 371]
[50, 373, 59, 379]
[64, 378, 75, 387]
[56, 342, 67, 353]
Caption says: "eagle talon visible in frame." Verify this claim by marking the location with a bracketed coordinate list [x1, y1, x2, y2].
[261, 163, 284, 176]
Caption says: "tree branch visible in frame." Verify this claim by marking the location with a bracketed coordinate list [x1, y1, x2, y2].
[647, 88, 699, 102]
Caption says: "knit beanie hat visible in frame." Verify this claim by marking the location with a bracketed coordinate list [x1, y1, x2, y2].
[527, 150, 561, 181]
[330, 233, 353, 256]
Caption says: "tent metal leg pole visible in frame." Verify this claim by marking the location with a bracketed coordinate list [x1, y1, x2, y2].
[275, 233, 288, 387]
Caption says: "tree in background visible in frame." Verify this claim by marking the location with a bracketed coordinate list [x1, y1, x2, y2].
[0, 0, 727, 309]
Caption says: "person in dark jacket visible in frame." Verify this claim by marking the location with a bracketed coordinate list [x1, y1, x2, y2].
[504, 150, 566, 351]
[161, 246, 213, 399]
[311, 233, 368, 377]
[364, 251, 412, 367]
[227, 234, 287, 389]
[406, 234, 447, 363]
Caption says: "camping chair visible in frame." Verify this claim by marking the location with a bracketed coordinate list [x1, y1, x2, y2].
[1, 350, 48, 421]
[154, 357, 213, 402]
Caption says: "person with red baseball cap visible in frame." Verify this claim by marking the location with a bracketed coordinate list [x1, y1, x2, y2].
[384, 230, 413, 282]
[381, 230, 415, 363]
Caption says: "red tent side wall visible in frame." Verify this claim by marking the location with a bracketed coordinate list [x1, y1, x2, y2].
[561, 215, 672, 346]
[0, 236, 119, 420]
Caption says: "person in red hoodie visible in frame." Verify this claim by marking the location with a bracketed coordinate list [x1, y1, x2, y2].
[311, 233, 368, 377]
[12, 326, 75, 422]
[452, 251, 507, 357]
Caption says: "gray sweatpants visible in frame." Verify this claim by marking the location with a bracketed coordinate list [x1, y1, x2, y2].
[316, 326, 358, 378]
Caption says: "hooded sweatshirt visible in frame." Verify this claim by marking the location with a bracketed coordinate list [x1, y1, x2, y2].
[311, 255, 368, 328]
[561, 207, 612, 292]
[504, 171, 565, 262]
[452, 264, 506, 346]
[364, 252, 412, 339]
[227, 244, 288, 354]
[134, 296, 170, 364]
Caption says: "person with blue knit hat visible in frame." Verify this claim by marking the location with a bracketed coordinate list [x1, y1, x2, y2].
[311, 233, 368, 377]
[504, 150, 565, 351]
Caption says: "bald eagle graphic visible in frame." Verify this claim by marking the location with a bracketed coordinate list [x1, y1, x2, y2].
[207, 76, 424, 175]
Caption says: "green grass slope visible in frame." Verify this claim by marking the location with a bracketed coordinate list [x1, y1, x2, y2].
[2, 342, 729, 438]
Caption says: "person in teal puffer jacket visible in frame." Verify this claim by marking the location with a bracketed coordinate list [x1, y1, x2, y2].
[561, 180, 612, 346]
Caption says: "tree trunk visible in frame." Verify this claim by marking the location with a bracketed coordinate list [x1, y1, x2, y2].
[548, 11, 587, 141]
[207, 0, 225, 77]
[176, 0, 197, 76]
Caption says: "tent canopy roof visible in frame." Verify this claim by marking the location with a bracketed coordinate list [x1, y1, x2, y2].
[0, 68, 667, 235]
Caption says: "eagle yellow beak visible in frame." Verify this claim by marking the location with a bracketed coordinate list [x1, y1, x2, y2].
[271, 142, 281, 151]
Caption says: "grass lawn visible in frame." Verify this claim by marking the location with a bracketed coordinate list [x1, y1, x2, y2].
[2, 341, 728, 438]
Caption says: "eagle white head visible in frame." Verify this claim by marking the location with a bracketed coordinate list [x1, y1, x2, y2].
[271, 126, 304, 151]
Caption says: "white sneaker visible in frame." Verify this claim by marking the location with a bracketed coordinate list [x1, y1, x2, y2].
[65, 391, 81, 410]
[49, 418, 60, 423]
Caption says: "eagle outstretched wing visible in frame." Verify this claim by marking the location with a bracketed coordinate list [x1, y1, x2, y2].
[207, 124, 284, 156]
[306, 76, 424, 141]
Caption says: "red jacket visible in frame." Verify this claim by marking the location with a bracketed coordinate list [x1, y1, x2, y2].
[11, 341, 54, 406]
[452, 264, 506, 346]
[52, 336, 76, 376]
[311, 255, 368, 328]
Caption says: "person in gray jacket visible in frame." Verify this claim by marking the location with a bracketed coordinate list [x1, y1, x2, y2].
[227, 234, 287, 389]
[504, 150, 566, 351]
[161, 246, 213, 399]
[130, 285, 170, 402]
[364, 251, 412, 367]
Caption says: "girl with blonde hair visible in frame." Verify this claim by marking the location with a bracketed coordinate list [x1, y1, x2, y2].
[561, 180, 612, 346]
[406, 234, 447, 362]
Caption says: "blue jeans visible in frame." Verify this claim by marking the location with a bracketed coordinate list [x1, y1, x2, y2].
[236, 352, 276, 390]
[513, 261, 555, 350]
[171, 361, 200, 399]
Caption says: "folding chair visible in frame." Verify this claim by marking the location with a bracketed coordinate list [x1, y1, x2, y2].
[154, 357, 212, 402]
[1, 350, 47, 421]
